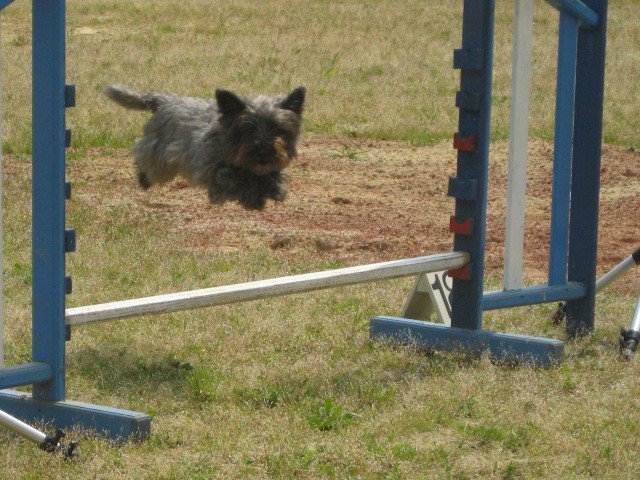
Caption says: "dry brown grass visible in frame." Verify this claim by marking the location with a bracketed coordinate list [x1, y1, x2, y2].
[1, 1, 639, 150]
[1, 1, 640, 479]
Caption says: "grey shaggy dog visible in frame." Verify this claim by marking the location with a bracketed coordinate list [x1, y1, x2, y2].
[104, 85, 306, 210]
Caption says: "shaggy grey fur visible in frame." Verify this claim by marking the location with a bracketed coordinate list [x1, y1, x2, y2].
[104, 85, 306, 210]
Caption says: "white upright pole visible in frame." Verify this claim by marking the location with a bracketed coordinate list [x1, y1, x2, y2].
[504, 0, 534, 291]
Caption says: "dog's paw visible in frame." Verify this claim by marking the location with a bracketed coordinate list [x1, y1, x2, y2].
[270, 185, 288, 202]
[207, 185, 228, 205]
[138, 172, 152, 190]
[263, 171, 288, 202]
[240, 196, 266, 211]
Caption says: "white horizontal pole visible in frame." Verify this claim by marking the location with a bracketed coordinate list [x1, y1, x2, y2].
[66, 252, 470, 327]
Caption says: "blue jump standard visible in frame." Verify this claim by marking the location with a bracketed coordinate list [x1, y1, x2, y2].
[373, 0, 608, 366]
[0, 0, 151, 442]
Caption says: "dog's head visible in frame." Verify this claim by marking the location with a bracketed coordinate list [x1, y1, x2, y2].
[215, 87, 305, 176]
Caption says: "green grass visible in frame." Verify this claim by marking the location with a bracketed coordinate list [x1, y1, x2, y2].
[1, 1, 640, 478]
[1, 0, 639, 151]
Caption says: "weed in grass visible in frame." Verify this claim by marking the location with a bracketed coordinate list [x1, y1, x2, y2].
[166, 354, 194, 372]
[170, 267, 185, 285]
[503, 426, 533, 451]
[65, 149, 84, 162]
[560, 364, 577, 392]
[454, 397, 477, 419]
[356, 382, 397, 408]
[457, 423, 509, 446]
[357, 64, 385, 81]
[328, 141, 368, 160]
[391, 442, 418, 461]
[426, 445, 451, 467]
[439, 28, 453, 41]
[504, 461, 523, 479]
[12, 262, 32, 287]
[321, 51, 343, 80]
[330, 296, 361, 315]
[147, 431, 185, 449]
[308, 398, 360, 431]
[158, 24, 178, 34]
[234, 386, 282, 409]
[9, 34, 29, 47]
[186, 366, 221, 402]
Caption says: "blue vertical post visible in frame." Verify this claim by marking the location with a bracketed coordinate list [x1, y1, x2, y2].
[31, 0, 67, 402]
[448, 0, 495, 329]
[566, 0, 607, 337]
[548, 12, 579, 286]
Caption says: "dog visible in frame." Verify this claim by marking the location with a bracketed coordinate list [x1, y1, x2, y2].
[104, 85, 306, 210]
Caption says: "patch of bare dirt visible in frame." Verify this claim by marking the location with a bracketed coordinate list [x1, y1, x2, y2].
[59, 135, 640, 291]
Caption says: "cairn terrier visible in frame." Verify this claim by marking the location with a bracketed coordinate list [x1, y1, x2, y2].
[104, 85, 306, 210]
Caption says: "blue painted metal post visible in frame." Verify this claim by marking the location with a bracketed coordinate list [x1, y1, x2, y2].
[0, 0, 151, 442]
[31, 0, 68, 402]
[447, 0, 495, 330]
[566, 0, 608, 337]
[548, 12, 578, 286]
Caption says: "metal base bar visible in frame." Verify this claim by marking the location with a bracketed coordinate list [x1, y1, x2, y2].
[370, 317, 564, 366]
[0, 390, 151, 443]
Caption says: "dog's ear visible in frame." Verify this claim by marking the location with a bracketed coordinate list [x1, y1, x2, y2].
[280, 87, 306, 115]
[215, 89, 247, 119]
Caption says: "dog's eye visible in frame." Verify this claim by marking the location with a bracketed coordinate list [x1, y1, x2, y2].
[276, 130, 291, 142]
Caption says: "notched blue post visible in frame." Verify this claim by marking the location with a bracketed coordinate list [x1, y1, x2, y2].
[31, 0, 68, 403]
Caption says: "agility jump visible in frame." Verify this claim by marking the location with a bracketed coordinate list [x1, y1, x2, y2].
[0, 0, 610, 442]
[65, 253, 469, 326]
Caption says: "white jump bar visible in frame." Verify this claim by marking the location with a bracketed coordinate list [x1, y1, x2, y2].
[66, 252, 470, 327]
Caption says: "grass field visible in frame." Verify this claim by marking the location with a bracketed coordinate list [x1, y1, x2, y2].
[1, 1, 640, 479]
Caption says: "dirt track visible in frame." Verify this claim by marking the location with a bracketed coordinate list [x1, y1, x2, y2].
[61, 135, 640, 292]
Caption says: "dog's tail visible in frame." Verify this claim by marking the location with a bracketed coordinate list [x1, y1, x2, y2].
[104, 85, 170, 112]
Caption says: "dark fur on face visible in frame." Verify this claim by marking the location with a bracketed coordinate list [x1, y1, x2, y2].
[217, 88, 304, 176]
[104, 85, 306, 210]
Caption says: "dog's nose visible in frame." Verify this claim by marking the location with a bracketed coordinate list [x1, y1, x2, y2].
[258, 143, 274, 157]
